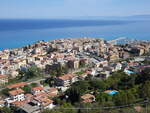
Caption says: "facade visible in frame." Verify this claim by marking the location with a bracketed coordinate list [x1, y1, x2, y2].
[0, 74, 8, 85]
[31, 86, 44, 95]
[8, 89, 25, 101]
[56, 74, 77, 87]
[0, 100, 5, 107]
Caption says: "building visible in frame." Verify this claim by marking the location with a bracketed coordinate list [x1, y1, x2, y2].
[0, 74, 8, 85]
[31, 86, 44, 95]
[67, 60, 79, 69]
[8, 89, 25, 101]
[6, 82, 27, 89]
[34, 97, 54, 109]
[19, 103, 40, 113]
[81, 94, 95, 103]
[56, 74, 77, 87]
[47, 88, 58, 98]
[0, 100, 5, 107]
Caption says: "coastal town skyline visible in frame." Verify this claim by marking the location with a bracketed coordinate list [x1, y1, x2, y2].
[0, 0, 150, 112]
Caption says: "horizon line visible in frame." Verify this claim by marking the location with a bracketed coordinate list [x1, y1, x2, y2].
[0, 14, 150, 20]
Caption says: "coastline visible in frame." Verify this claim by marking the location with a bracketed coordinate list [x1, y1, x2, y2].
[0, 19, 150, 50]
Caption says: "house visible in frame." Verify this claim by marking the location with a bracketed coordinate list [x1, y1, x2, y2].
[33, 96, 54, 109]
[19, 103, 40, 113]
[6, 82, 27, 89]
[81, 94, 95, 103]
[25, 93, 33, 103]
[10, 70, 19, 78]
[0, 74, 8, 85]
[99, 60, 108, 67]
[99, 71, 110, 78]
[11, 100, 27, 107]
[31, 86, 44, 95]
[47, 88, 58, 98]
[67, 60, 79, 69]
[8, 89, 25, 101]
[0, 100, 5, 107]
[110, 63, 122, 72]
[49, 88, 58, 94]
[56, 74, 77, 87]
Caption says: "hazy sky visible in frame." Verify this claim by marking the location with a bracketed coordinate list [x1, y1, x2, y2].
[0, 0, 149, 18]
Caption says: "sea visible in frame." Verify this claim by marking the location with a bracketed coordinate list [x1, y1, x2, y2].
[0, 19, 150, 50]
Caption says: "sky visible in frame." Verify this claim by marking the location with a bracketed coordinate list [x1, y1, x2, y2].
[0, 0, 150, 19]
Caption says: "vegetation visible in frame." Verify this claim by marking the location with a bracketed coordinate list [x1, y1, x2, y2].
[2, 62, 150, 113]
[21, 85, 32, 94]
[45, 64, 68, 77]
[43, 68, 150, 113]
[19, 65, 44, 81]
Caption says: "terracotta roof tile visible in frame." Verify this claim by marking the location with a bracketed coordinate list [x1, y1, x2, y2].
[6, 82, 27, 89]
[25, 93, 33, 98]
[82, 99, 93, 103]
[58, 74, 75, 81]
[9, 89, 24, 96]
[47, 92, 58, 97]
[0, 74, 8, 79]
[0, 100, 5, 105]
[32, 86, 44, 91]
[11, 100, 27, 107]
[49, 88, 58, 92]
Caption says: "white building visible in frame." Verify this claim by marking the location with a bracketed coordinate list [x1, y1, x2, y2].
[31, 86, 44, 95]
[8, 89, 25, 101]
[56, 74, 78, 87]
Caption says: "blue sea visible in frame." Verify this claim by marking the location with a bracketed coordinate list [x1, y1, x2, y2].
[0, 19, 150, 50]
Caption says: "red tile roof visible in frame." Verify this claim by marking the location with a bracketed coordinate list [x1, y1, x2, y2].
[58, 74, 75, 81]
[82, 99, 93, 103]
[0, 74, 8, 79]
[47, 93, 57, 97]
[49, 88, 58, 92]
[35, 96, 53, 106]
[32, 86, 44, 91]
[35, 92, 47, 97]
[9, 89, 24, 96]
[6, 82, 27, 89]
[11, 100, 27, 107]
[25, 93, 33, 98]
[0, 100, 5, 105]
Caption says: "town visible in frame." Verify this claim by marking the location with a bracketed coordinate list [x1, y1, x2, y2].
[0, 37, 150, 113]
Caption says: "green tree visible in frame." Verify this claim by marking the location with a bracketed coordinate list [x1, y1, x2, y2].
[65, 81, 90, 103]
[21, 85, 31, 94]
[96, 92, 113, 106]
[30, 83, 39, 87]
[66, 86, 81, 104]
[113, 90, 136, 106]
[20, 65, 43, 80]
[89, 79, 106, 91]
[42, 109, 62, 113]
[141, 81, 150, 99]
[0, 88, 10, 96]
[113, 91, 127, 106]
[0, 107, 12, 113]
[135, 68, 150, 84]
[59, 102, 77, 113]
